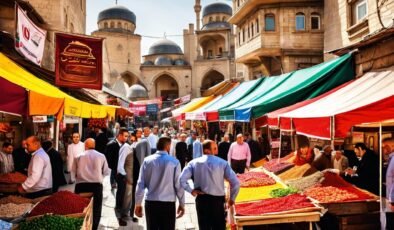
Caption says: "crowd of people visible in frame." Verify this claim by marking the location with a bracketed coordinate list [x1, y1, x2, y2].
[0, 127, 393, 230]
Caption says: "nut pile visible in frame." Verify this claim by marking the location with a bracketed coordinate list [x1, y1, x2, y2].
[0, 195, 33, 205]
[0, 203, 32, 218]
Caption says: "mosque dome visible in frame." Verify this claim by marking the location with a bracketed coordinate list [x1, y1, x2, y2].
[174, 59, 188, 66]
[202, 3, 232, 17]
[126, 84, 147, 100]
[142, 60, 154, 66]
[148, 39, 183, 56]
[98, 5, 136, 25]
[154, 56, 173, 66]
[202, 21, 231, 30]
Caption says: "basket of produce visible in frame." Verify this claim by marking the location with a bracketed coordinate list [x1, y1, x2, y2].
[26, 191, 93, 230]
[0, 172, 27, 193]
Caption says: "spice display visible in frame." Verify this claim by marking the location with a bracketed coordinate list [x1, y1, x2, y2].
[0, 172, 27, 184]
[19, 215, 84, 230]
[0, 203, 32, 219]
[286, 171, 324, 191]
[263, 161, 294, 174]
[0, 195, 32, 205]
[304, 186, 358, 203]
[235, 194, 314, 216]
[29, 191, 89, 217]
[238, 172, 276, 188]
[278, 164, 312, 181]
[235, 183, 287, 203]
[270, 188, 298, 198]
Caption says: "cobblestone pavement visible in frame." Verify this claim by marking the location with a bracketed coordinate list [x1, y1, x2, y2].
[61, 175, 199, 230]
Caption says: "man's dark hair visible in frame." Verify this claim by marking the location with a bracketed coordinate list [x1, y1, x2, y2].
[41, 140, 53, 152]
[157, 137, 171, 151]
[2, 142, 12, 149]
[244, 133, 250, 137]
[355, 143, 368, 150]
[118, 128, 129, 136]
[202, 140, 213, 151]
[72, 132, 80, 136]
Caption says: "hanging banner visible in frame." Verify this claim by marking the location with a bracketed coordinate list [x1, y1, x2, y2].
[146, 104, 159, 115]
[15, 4, 47, 66]
[55, 33, 103, 90]
[130, 104, 146, 116]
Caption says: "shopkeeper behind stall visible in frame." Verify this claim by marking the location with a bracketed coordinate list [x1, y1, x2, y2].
[0, 142, 14, 174]
[17, 136, 53, 199]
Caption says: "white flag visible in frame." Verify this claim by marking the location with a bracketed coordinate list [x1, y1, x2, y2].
[15, 4, 47, 66]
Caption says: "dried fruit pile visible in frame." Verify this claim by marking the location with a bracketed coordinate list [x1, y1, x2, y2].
[235, 194, 314, 216]
[0, 172, 27, 184]
[0, 203, 32, 218]
[29, 191, 90, 217]
[304, 186, 358, 203]
[286, 171, 324, 192]
[263, 161, 294, 174]
[0, 195, 32, 205]
[238, 172, 276, 188]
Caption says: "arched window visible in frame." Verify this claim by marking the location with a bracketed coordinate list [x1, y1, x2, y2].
[265, 14, 275, 31]
[311, 13, 320, 30]
[222, 16, 226, 22]
[295, 12, 305, 31]
[110, 21, 115, 28]
[256, 18, 260, 33]
[104, 22, 108, 29]
[117, 22, 122, 28]
[209, 17, 213, 22]
[251, 23, 254, 37]
[219, 47, 223, 54]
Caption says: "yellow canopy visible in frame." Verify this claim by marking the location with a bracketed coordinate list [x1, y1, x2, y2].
[172, 96, 215, 119]
[0, 53, 115, 119]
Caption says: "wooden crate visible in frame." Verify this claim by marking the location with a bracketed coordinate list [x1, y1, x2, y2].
[337, 212, 381, 230]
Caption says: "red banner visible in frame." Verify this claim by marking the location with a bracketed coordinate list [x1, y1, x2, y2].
[55, 33, 103, 90]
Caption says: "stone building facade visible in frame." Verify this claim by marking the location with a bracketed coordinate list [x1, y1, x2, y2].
[229, 0, 324, 79]
[0, 0, 86, 71]
[94, 2, 235, 101]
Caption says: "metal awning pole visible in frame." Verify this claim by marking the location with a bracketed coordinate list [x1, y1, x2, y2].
[379, 123, 384, 230]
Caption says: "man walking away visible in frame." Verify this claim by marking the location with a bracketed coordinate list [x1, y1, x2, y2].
[73, 138, 110, 230]
[218, 134, 231, 161]
[148, 126, 159, 154]
[175, 134, 188, 169]
[104, 128, 128, 189]
[180, 140, 240, 230]
[134, 137, 185, 230]
[228, 134, 251, 174]
[244, 133, 262, 164]
[192, 135, 204, 159]
[42, 140, 67, 192]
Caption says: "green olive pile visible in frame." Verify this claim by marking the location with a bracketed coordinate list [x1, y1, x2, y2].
[19, 215, 83, 230]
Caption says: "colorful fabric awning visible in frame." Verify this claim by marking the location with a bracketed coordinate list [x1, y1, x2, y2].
[172, 96, 215, 121]
[184, 96, 223, 121]
[0, 77, 27, 115]
[221, 53, 354, 122]
[0, 53, 115, 119]
[278, 67, 394, 139]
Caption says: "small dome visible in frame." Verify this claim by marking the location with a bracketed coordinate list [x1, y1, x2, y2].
[98, 6, 136, 25]
[154, 56, 173, 66]
[202, 3, 232, 17]
[174, 59, 187, 66]
[202, 21, 231, 30]
[142, 60, 154, 66]
[127, 84, 148, 100]
[148, 39, 183, 55]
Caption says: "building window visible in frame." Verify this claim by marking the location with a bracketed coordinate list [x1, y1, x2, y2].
[208, 50, 213, 58]
[222, 16, 226, 22]
[238, 32, 241, 45]
[256, 18, 260, 33]
[265, 14, 275, 31]
[295, 13, 305, 31]
[110, 22, 115, 28]
[104, 22, 108, 29]
[311, 13, 320, 30]
[117, 22, 122, 28]
[251, 23, 254, 37]
[219, 47, 223, 56]
[237, 0, 240, 7]
[209, 17, 213, 22]
[216, 16, 220, 21]
[242, 28, 246, 43]
[352, 0, 368, 25]
[247, 26, 250, 38]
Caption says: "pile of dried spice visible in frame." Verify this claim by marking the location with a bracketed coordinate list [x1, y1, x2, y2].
[29, 191, 89, 217]
[0, 172, 27, 184]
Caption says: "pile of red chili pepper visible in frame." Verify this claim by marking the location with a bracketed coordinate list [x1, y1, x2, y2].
[29, 191, 90, 217]
[235, 194, 314, 216]
[0, 172, 27, 184]
[237, 172, 276, 188]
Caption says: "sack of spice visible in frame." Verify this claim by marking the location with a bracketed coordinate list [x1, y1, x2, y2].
[28, 191, 90, 217]
[19, 214, 83, 230]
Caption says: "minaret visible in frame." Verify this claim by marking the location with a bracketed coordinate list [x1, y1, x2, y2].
[194, 0, 201, 30]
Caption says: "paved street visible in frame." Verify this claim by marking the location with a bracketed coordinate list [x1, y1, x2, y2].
[61, 175, 199, 230]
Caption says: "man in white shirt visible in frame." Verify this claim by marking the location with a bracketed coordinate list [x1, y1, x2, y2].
[147, 126, 159, 154]
[66, 132, 84, 183]
[73, 138, 110, 230]
[18, 136, 52, 199]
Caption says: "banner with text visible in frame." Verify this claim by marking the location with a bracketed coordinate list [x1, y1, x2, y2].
[15, 4, 47, 66]
[55, 33, 103, 90]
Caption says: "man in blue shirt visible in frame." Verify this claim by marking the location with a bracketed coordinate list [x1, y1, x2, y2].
[134, 137, 185, 230]
[192, 135, 204, 159]
[180, 140, 240, 230]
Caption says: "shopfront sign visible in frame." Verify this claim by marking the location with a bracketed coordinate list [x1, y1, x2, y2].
[15, 4, 47, 66]
[64, 115, 79, 124]
[32, 115, 47, 123]
[146, 104, 158, 115]
[130, 104, 146, 116]
[55, 33, 103, 90]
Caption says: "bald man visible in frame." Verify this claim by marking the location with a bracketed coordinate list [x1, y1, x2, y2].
[73, 138, 110, 230]
[17, 136, 53, 199]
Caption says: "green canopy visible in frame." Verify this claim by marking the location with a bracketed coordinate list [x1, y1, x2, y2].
[221, 53, 354, 121]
